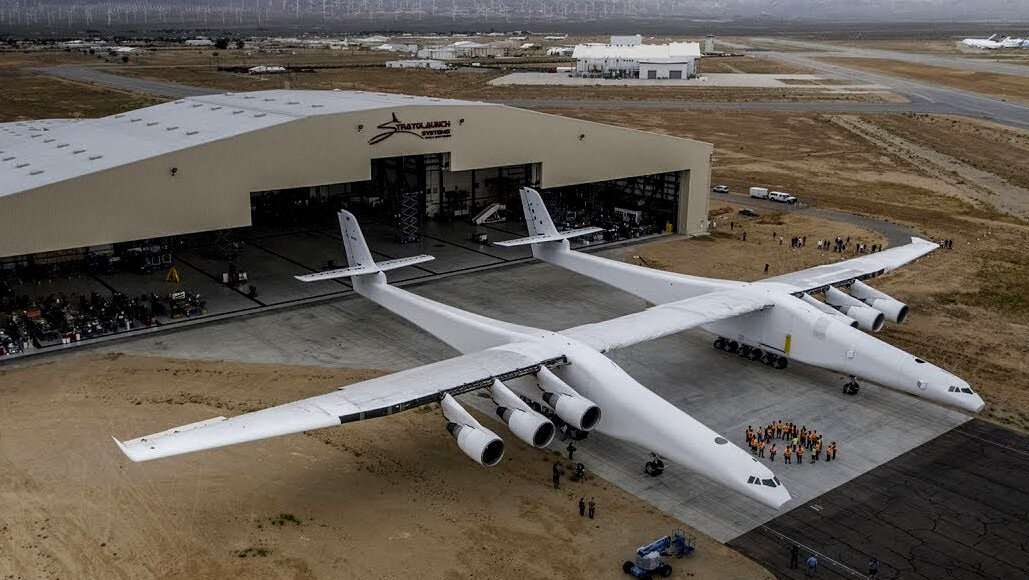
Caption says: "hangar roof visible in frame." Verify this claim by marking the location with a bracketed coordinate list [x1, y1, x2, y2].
[0, 90, 487, 198]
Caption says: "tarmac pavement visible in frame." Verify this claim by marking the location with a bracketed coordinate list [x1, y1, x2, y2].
[729, 418, 1029, 579]
[84, 253, 972, 542]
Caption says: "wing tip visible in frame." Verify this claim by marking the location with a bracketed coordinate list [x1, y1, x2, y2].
[112, 436, 144, 462]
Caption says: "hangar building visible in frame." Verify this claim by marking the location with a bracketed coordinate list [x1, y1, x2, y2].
[0, 90, 711, 265]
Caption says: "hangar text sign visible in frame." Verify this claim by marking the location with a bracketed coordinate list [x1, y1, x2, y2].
[369, 112, 453, 145]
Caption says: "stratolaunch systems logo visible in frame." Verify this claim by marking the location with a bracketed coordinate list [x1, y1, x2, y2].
[368, 112, 453, 145]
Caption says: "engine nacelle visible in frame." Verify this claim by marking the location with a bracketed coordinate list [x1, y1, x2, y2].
[491, 380, 555, 448]
[849, 281, 909, 323]
[536, 367, 602, 431]
[800, 293, 859, 328]
[440, 394, 504, 466]
[825, 287, 885, 332]
[496, 407, 555, 448]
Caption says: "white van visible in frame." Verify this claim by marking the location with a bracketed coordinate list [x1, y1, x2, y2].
[749, 187, 769, 199]
[769, 191, 797, 204]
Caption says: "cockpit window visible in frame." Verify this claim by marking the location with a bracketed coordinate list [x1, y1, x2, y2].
[914, 358, 926, 364]
[761, 478, 777, 488]
[961, 387, 974, 394]
[949, 386, 957, 392]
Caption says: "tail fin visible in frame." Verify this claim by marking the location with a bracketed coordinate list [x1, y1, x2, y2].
[294, 210, 434, 282]
[494, 187, 603, 248]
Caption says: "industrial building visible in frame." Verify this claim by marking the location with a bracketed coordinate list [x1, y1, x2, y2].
[0, 89, 711, 269]
[573, 36, 701, 78]
[416, 41, 507, 60]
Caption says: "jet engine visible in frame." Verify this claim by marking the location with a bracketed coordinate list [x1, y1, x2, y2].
[536, 367, 602, 431]
[824, 287, 885, 332]
[848, 281, 909, 324]
[490, 380, 555, 448]
[800, 293, 859, 328]
[440, 394, 505, 466]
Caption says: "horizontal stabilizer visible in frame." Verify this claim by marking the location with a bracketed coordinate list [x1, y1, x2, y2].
[494, 227, 604, 247]
[295, 255, 434, 282]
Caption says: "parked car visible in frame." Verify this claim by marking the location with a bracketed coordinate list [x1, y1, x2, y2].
[769, 191, 797, 204]
[712, 184, 730, 194]
[738, 208, 760, 217]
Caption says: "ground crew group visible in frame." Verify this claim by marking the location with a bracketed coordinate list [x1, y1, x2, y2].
[745, 421, 838, 464]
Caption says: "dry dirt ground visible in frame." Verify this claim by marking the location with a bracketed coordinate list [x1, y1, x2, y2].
[0, 48, 897, 103]
[819, 56, 1029, 104]
[547, 108, 1029, 431]
[633, 201, 884, 282]
[0, 54, 164, 122]
[0, 354, 772, 580]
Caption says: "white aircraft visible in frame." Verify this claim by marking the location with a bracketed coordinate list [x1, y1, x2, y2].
[961, 34, 1011, 50]
[114, 211, 792, 509]
[497, 188, 984, 414]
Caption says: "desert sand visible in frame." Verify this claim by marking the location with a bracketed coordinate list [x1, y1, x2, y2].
[0, 354, 772, 579]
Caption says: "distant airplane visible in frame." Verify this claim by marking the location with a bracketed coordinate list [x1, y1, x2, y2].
[499, 188, 984, 414]
[114, 210, 792, 509]
[960, 34, 1025, 49]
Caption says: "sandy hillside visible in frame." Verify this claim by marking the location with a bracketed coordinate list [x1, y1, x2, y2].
[0, 354, 772, 580]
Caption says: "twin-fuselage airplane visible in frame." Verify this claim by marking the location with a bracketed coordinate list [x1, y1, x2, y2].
[114, 189, 980, 510]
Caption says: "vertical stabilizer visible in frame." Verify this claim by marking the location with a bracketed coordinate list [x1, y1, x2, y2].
[520, 187, 559, 238]
[339, 210, 375, 269]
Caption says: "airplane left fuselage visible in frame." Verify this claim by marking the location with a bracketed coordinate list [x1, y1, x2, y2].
[498, 333, 790, 507]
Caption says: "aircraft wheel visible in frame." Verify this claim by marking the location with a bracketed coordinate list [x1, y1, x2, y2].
[727, 340, 739, 353]
[737, 345, 751, 358]
[748, 348, 763, 361]
[774, 357, 789, 369]
[659, 564, 673, 577]
[714, 337, 726, 350]
[761, 353, 776, 366]
[623, 561, 635, 575]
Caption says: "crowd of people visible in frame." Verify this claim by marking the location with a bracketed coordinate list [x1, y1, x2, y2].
[745, 421, 838, 465]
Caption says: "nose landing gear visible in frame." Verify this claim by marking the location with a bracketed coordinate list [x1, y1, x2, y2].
[843, 376, 860, 395]
[714, 337, 788, 369]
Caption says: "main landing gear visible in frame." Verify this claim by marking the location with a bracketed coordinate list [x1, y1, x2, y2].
[713, 337, 788, 369]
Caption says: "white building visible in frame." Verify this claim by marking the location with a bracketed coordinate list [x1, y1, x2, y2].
[639, 58, 696, 79]
[386, 59, 449, 70]
[248, 65, 287, 74]
[417, 41, 507, 60]
[572, 37, 701, 78]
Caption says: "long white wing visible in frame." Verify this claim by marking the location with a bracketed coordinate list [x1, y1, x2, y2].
[562, 289, 773, 352]
[761, 237, 938, 293]
[113, 346, 565, 462]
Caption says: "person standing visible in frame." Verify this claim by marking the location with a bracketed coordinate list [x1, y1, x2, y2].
[806, 555, 818, 577]
[588, 497, 596, 519]
[769, 443, 777, 462]
[578, 497, 586, 517]
[789, 544, 799, 569]
[743, 232, 747, 242]
[784, 445, 792, 464]
[758, 439, 765, 458]
[552, 463, 560, 489]
[567, 441, 577, 461]
[796, 445, 804, 466]
[764, 263, 769, 273]
[831, 441, 838, 461]
[868, 557, 879, 578]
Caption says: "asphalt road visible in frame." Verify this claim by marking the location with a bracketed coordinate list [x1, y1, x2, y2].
[36, 65, 219, 98]
[728, 419, 1029, 579]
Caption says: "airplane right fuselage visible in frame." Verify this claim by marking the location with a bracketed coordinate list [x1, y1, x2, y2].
[703, 284, 984, 411]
